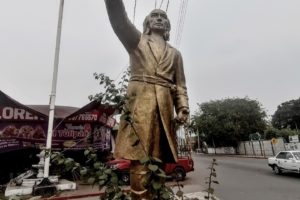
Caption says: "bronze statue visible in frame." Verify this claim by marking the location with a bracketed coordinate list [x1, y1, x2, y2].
[104, 0, 189, 198]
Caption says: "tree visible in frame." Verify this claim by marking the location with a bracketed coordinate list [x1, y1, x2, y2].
[272, 98, 300, 130]
[192, 97, 267, 147]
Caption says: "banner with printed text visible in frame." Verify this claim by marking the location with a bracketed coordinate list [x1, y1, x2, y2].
[0, 103, 116, 153]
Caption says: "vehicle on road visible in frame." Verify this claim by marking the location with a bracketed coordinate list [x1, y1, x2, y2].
[268, 151, 300, 174]
[106, 156, 194, 184]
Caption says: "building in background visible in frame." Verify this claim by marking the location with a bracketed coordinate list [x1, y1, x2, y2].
[0, 90, 116, 183]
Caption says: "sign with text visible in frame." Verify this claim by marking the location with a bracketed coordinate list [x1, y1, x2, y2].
[0, 107, 45, 121]
[0, 102, 116, 153]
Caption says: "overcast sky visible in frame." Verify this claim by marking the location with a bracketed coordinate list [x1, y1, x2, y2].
[1, 0, 300, 118]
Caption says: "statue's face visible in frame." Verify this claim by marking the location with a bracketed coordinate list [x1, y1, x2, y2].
[148, 9, 169, 33]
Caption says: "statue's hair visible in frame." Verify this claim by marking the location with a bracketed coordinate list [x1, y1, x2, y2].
[143, 9, 171, 41]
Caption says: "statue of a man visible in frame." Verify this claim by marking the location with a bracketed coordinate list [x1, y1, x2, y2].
[104, 0, 189, 198]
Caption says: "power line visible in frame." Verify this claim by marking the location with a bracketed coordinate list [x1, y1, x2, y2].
[174, 0, 184, 46]
[159, 0, 164, 9]
[166, 0, 170, 12]
[178, 0, 188, 46]
[133, 0, 137, 24]
[177, 0, 186, 47]
[174, 0, 189, 48]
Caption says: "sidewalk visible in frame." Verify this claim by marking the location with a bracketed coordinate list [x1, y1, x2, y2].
[40, 182, 219, 200]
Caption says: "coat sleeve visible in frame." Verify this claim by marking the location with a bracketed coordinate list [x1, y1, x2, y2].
[104, 0, 141, 53]
[174, 51, 189, 113]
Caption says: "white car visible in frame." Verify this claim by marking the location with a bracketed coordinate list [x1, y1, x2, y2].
[268, 151, 300, 174]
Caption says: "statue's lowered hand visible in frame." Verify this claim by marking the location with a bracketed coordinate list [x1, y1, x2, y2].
[176, 108, 189, 124]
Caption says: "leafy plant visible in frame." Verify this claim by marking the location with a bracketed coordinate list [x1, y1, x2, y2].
[204, 158, 219, 200]
[138, 156, 187, 200]
[51, 151, 81, 181]
[51, 148, 130, 200]
[88, 70, 130, 112]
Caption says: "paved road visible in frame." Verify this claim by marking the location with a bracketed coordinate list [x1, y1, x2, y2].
[193, 154, 300, 200]
[54, 154, 300, 200]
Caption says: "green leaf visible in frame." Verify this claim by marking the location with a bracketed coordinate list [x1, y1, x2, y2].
[65, 164, 73, 171]
[152, 157, 163, 163]
[75, 162, 80, 167]
[93, 162, 101, 169]
[207, 188, 214, 194]
[72, 166, 78, 172]
[115, 191, 123, 198]
[157, 173, 167, 178]
[84, 149, 90, 156]
[99, 180, 106, 186]
[96, 170, 102, 176]
[104, 168, 112, 174]
[51, 153, 58, 159]
[152, 182, 162, 190]
[212, 180, 219, 184]
[176, 190, 184, 197]
[58, 159, 64, 165]
[111, 176, 119, 184]
[148, 164, 159, 172]
[159, 169, 166, 174]
[87, 177, 95, 184]
[64, 158, 74, 165]
[212, 172, 217, 177]
[90, 153, 97, 159]
[162, 192, 171, 199]
[140, 156, 150, 164]
[106, 186, 114, 193]
[99, 174, 108, 180]
[80, 168, 88, 175]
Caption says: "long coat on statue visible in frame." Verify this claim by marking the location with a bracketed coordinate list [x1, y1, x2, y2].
[105, 0, 189, 163]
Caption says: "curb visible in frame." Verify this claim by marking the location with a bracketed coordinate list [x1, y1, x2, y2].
[195, 153, 268, 159]
[44, 193, 102, 200]
[43, 189, 131, 200]
[43, 191, 217, 200]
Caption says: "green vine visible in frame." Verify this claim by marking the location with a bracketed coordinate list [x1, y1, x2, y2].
[51, 70, 190, 199]
[204, 158, 219, 200]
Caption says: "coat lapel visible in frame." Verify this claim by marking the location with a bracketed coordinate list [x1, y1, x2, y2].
[147, 39, 159, 63]
[147, 38, 172, 64]
[159, 43, 171, 65]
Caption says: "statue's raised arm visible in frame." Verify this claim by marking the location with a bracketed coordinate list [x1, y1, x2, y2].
[104, 0, 141, 53]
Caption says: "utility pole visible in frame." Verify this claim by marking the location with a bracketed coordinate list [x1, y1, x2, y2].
[44, 0, 65, 179]
[197, 129, 200, 150]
